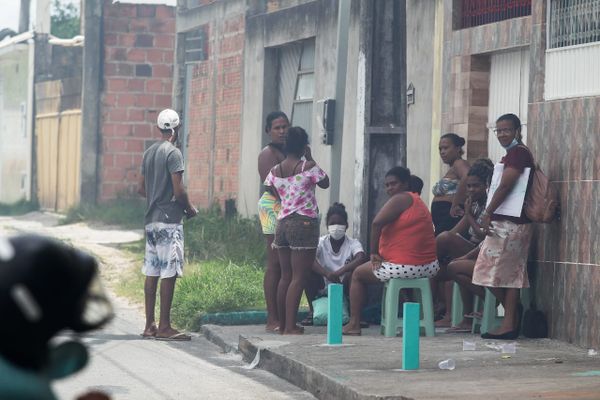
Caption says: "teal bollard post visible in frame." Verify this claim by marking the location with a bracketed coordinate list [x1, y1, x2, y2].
[327, 283, 343, 345]
[402, 302, 420, 370]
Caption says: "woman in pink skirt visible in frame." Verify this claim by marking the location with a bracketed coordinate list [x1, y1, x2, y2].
[472, 113, 534, 340]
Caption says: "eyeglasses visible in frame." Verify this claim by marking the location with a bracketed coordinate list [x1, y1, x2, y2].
[492, 128, 514, 136]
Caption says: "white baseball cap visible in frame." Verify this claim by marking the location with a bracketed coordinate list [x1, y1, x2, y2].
[157, 109, 180, 132]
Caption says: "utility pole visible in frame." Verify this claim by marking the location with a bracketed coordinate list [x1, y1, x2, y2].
[19, 0, 31, 33]
[330, 0, 351, 203]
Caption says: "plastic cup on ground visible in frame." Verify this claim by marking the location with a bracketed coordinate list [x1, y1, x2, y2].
[462, 340, 476, 351]
[438, 359, 456, 370]
[501, 342, 516, 354]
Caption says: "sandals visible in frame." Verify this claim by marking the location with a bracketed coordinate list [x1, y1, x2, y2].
[155, 332, 192, 341]
[300, 314, 314, 326]
[445, 326, 471, 333]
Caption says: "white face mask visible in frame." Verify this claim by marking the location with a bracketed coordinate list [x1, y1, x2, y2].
[328, 224, 346, 240]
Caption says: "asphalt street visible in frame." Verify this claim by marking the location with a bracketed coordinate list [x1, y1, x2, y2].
[0, 213, 315, 400]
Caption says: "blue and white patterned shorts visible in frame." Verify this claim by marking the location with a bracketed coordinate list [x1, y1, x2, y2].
[142, 222, 184, 279]
[373, 260, 439, 282]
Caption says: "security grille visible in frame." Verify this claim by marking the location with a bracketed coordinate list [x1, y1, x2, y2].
[549, 0, 600, 48]
[459, 0, 531, 29]
[184, 28, 207, 63]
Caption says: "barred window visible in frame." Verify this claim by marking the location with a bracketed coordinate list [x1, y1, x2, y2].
[549, 0, 600, 48]
[184, 28, 207, 63]
[457, 0, 531, 29]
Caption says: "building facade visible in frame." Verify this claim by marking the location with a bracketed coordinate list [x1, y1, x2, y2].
[440, 0, 599, 348]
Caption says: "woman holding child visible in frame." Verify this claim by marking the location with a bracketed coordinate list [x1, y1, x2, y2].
[264, 127, 329, 335]
[471, 113, 535, 340]
[343, 166, 438, 336]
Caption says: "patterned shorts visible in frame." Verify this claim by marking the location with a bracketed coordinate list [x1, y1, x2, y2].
[373, 260, 440, 282]
[258, 192, 281, 235]
[142, 222, 184, 279]
[273, 213, 319, 250]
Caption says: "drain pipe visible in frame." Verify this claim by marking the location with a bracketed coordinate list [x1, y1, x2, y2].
[329, 0, 351, 203]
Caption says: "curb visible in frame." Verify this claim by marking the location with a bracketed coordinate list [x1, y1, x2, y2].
[237, 335, 412, 400]
[200, 325, 239, 354]
[198, 310, 309, 326]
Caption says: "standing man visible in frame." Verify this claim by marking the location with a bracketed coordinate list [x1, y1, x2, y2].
[138, 109, 197, 341]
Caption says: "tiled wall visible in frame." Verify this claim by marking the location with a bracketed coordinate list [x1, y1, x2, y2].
[442, 0, 531, 162]
[528, 1, 600, 348]
[444, 0, 599, 347]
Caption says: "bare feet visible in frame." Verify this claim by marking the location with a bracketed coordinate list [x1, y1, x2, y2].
[342, 323, 361, 336]
[265, 322, 280, 333]
[435, 315, 451, 328]
[282, 325, 304, 335]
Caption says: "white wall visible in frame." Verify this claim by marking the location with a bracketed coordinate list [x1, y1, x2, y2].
[406, 0, 436, 206]
[0, 44, 31, 203]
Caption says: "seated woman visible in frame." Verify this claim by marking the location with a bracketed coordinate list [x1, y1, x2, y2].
[342, 166, 438, 336]
[302, 203, 367, 325]
[447, 245, 485, 330]
[432, 159, 493, 329]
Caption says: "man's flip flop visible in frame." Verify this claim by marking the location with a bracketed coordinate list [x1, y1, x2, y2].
[156, 332, 192, 341]
[342, 330, 361, 336]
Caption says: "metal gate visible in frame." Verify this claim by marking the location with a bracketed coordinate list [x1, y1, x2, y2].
[35, 80, 82, 211]
[487, 49, 529, 163]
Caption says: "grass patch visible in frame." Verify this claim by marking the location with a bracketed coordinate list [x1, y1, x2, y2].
[0, 199, 39, 216]
[172, 261, 266, 330]
[185, 209, 265, 266]
[61, 198, 145, 229]
[113, 207, 267, 329]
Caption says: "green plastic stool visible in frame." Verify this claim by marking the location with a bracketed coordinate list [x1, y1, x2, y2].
[471, 288, 531, 334]
[380, 277, 435, 337]
[471, 288, 501, 334]
[451, 282, 464, 327]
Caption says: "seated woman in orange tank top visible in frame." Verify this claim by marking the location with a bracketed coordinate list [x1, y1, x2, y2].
[342, 166, 439, 336]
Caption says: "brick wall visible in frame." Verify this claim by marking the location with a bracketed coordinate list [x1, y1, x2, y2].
[100, 1, 175, 201]
[186, 13, 244, 209]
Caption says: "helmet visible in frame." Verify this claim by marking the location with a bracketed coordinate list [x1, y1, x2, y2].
[157, 109, 180, 133]
[0, 235, 113, 371]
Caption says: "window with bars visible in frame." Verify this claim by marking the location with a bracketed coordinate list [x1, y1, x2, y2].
[457, 0, 532, 29]
[291, 40, 315, 135]
[549, 0, 600, 48]
[184, 28, 207, 63]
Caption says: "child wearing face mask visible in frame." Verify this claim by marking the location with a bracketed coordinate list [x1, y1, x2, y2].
[300, 203, 367, 326]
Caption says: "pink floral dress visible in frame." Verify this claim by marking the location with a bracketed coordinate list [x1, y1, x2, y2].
[264, 164, 327, 220]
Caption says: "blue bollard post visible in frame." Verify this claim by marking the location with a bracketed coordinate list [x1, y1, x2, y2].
[402, 302, 420, 370]
[327, 283, 343, 345]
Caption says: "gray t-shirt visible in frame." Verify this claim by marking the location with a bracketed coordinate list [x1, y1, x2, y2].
[141, 141, 185, 225]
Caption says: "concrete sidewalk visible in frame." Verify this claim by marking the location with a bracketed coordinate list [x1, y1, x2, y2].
[201, 324, 600, 400]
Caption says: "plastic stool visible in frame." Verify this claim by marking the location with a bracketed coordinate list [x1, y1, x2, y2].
[380, 277, 435, 337]
[451, 282, 464, 327]
[471, 288, 531, 334]
[471, 288, 501, 334]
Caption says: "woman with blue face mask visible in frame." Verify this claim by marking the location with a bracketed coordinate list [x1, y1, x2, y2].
[300, 203, 367, 326]
[472, 113, 535, 340]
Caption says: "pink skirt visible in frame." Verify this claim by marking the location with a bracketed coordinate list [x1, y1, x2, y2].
[472, 220, 533, 289]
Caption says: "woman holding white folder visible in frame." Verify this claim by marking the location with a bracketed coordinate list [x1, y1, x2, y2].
[472, 113, 534, 340]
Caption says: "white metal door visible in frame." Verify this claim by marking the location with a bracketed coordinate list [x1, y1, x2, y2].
[487, 49, 529, 163]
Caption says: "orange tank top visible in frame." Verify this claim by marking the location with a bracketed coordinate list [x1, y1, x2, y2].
[378, 192, 437, 265]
